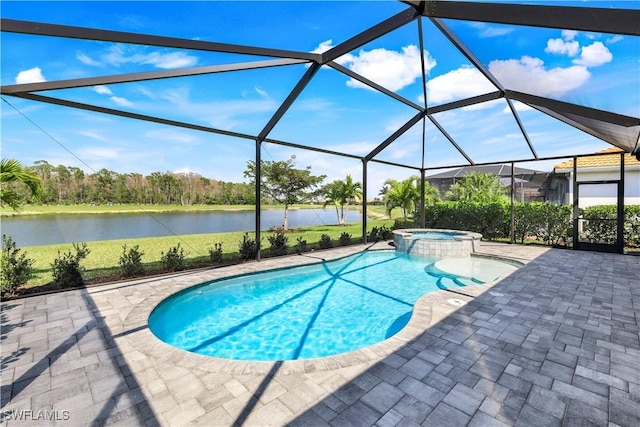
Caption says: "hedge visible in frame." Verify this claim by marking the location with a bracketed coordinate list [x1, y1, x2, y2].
[581, 205, 640, 247]
[402, 202, 639, 248]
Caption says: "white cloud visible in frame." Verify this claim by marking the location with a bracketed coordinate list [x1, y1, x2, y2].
[573, 42, 612, 67]
[81, 44, 198, 70]
[93, 85, 113, 95]
[254, 86, 269, 98]
[481, 132, 523, 146]
[310, 39, 355, 66]
[15, 67, 46, 84]
[488, 56, 590, 98]
[425, 66, 497, 104]
[502, 102, 534, 114]
[76, 52, 103, 67]
[294, 98, 335, 112]
[470, 22, 514, 38]
[77, 130, 109, 142]
[545, 38, 579, 56]
[311, 39, 333, 55]
[346, 45, 435, 92]
[324, 140, 378, 156]
[173, 167, 198, 175]
[607, 35, 623, 44]
[561, 30, 578, 41]
[144, 129, 199, 145]
[78, 146, 119, 160]
[311, 40, 435, 92]
[110, 96, 134, 107]
[135, 86, 278, 131]
[138, 51, 198, 69]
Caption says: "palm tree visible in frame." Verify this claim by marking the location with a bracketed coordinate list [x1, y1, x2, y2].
[322, 181, 343, 225]
[321, 175, 363, 225]
[339, 174, 362, 225]
[445, 172, 506, 203]
[382, 177, 420, 221]
[422, 181, 441, 206]
[1, 159, 43, 210]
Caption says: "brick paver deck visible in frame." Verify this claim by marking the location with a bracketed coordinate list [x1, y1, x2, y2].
[1, 242, 639, 426]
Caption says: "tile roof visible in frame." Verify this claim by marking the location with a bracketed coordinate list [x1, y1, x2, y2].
[554, 147, 640, 169]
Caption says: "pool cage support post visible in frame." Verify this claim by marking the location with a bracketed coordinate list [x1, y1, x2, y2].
[420, 169, 426, 229]
[362, 159, 368, 244]
[572, 157, 579, 250]
[510, 162, 515, 244]
[255, 139, 262, 261]
[617, 152, 625, 253]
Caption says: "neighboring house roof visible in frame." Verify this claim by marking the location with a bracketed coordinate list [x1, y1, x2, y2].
[426, 164, 545, 180]
[554, 147, 640, 170]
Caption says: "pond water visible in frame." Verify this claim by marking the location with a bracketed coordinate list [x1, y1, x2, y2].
[1, 208, 362, 247]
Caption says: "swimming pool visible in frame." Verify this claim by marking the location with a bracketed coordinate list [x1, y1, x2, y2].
[149, 250, 516, 361]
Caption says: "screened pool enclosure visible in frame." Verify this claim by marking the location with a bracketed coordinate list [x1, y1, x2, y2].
[2, 1, 639, 256]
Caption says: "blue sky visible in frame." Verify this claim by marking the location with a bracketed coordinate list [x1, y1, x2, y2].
[1, 1, 638, 198]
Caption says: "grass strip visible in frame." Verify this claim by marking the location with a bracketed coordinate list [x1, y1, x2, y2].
[20, 219, 395, 286]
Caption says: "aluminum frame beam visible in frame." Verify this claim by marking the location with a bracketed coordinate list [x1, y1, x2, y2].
[505, 98, 538, 159]
[322, 7, 420, 63]
[1, 58, 308, 94]
[427, 91, 503, 114]
[507, 91, 640, 128]
[1, 18, 322, 62]
[257, 63, 321, 141]
[422, 148, 634, 173]
[369, 158, 422, 171]
[427, 115, 474, 165]
[327, 62, 424, 112]
[13, 92, 365, 162]
[2, 2, 637, 177]
[429, 17, 503, 93]
[423, 1, 640, 36]
[365, 112, 424, 161]
[14, 92, 259, 141]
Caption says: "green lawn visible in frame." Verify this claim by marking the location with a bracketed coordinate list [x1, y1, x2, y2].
[2, 202, 401, 289]
[18, 219, 395, 287]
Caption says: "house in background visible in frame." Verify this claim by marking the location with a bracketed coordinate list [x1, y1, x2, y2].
[426, 164, 550, 202]
[552, 147, 640, 208]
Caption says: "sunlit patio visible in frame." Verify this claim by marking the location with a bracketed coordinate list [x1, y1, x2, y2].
[2, 242, 639, 426]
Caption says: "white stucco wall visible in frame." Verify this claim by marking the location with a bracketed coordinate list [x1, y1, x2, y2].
[558, 166, 640, 208]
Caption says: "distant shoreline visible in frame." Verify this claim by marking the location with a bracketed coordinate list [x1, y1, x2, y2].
[0, 203, 325, 217]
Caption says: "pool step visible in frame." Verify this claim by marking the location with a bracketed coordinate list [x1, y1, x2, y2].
[436, 276, 459, 290]
[425, 261, 484, 290]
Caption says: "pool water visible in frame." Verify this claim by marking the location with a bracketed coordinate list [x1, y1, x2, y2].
[149, 250, 511, 361]
[409, 230, 465, 240]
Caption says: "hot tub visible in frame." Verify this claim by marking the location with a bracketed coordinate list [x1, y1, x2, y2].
[392, 228, 482, 258]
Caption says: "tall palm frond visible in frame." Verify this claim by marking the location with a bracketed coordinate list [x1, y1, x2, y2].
[0, 159, 43, 210]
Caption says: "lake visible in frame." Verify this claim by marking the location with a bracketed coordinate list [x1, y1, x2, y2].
[1, 208, 363, 247]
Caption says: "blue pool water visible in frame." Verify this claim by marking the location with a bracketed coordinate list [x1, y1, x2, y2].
[409, 230, 464, 240]
[149, 250, 468, 361]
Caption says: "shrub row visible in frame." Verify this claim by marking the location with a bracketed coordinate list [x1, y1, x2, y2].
[403, 202, 639, 248]
[0, 229, 368, 296]
[581, 205, 640, 247]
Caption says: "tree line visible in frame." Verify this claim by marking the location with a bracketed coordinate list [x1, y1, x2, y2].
[4, 160, 255, 206]
[2, 156, 508, 229]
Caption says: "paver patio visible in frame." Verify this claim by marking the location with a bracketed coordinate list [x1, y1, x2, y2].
[1, 242, 639, 426]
